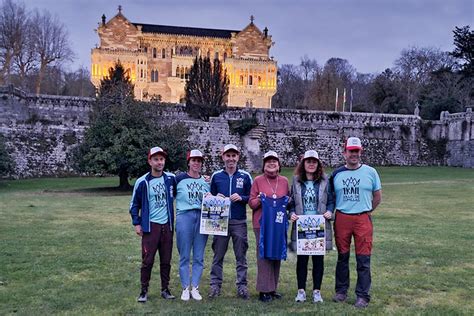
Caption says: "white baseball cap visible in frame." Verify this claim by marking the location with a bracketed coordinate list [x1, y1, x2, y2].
[345, 137, 363, 150]
[187, 149, 204, 161]
[263, 150, 279, 161]
[148, 146, 167, 159]
[303, 150, 319, 160]
[222, 144, 239, 154]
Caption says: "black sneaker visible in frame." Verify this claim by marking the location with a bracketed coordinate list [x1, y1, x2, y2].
[137, 290, 147, 303]
[270, 291, 282, 299]
[208, 286, 221, 298]
[161, 288, 176, 299]
[259, 292, 272, 302]
[237, 287, 249, 300]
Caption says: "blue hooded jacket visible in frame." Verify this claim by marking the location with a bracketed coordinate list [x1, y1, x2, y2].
[129, 172, 176, 232]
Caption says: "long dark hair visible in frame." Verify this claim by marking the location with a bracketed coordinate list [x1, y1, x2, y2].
[294, 158, 324, 182]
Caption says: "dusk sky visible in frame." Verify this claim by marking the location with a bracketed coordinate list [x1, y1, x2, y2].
[23, 0, 473, 74]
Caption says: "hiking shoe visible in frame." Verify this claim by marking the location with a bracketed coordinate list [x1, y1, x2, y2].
[208, 286, 220, 298]
[313, 290, 323, 303]
[332, 292, 347, 303]
[161, 288, 175, 299]
[181, 287, 190, 301]
[137, 290, 147, 303]
[354, 297, 369, 308]
[191, 286, 202, 301]
[295, 289, 306, 302]
[237, 287, 249, 300]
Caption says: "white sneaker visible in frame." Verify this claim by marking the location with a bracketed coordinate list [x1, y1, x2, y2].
[181, 287, 190, 301]
[295, 289, 306, 302]
[313, 290, 323, 303]
[191, 286, 202, 300]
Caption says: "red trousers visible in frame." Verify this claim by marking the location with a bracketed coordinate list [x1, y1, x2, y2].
[334, 212, 373, 255]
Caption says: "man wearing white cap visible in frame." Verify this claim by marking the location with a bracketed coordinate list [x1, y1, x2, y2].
[208, 144, 253, 299]
[129, 146, 177, 302]
[330, 137, 382, 308]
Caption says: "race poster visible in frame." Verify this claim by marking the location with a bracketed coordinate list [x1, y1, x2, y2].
[200, 195, 230, 236]
[296, 215, 326, 255]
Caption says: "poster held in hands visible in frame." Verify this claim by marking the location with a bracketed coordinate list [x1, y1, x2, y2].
[296, 215, 326, 255]
[200, 195, 230, 236]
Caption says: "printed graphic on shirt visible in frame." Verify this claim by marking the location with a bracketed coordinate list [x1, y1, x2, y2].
[150, 181, 167, 209]
[303, 185, 317, 212]
[342, 177, 360, 202]
[186, 181, 208, 205]
[275, 211, 284, 223]
[236, 177, 244, 189]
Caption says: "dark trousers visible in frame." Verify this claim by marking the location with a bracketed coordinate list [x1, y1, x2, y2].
[296, 255, 324, 290]
[334, 212, 373, 301]
[210, 222, 248, 290]
[141, 222, 173, 292]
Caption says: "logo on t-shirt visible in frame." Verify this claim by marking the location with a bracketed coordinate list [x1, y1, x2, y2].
[342, 177, 360, 202]
[186, 181, 207, 205]
[275, 211, 284, 223]
[151, 182, 167, 208]
[303, 186, 317, 211]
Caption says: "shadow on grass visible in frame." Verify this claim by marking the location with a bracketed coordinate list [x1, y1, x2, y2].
[44, 186, 133, 196]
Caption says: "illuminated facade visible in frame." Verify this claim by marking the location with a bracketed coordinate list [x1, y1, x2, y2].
[91, 7, 277, 108]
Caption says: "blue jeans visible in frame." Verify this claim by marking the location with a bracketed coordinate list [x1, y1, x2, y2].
[176, 210, 208, 288]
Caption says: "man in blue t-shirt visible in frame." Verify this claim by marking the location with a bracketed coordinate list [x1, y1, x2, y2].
[330, 137, 382, 308]
[129, 146, 177, 303]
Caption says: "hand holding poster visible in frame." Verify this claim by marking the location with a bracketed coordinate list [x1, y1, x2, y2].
[200, 195, 230, 236]
[296, 215, 326, 255]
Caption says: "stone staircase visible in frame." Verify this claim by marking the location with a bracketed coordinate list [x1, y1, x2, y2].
[247, 124, 267, 139]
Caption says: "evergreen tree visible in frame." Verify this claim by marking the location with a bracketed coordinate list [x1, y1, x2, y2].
[73, 61, 190, 189]
[185, 56, 229, 121]
[450, 25, 474, 77]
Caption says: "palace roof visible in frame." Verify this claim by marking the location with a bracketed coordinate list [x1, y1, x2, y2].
[132, 23, 240, 38]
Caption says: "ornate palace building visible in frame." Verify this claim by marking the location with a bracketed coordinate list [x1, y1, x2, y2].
[91, 7, 277, 108]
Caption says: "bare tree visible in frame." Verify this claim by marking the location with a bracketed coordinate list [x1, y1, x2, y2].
[393, 46, 455, 109]
[0, 0, 28, 84]
[31, 9, 74, 94]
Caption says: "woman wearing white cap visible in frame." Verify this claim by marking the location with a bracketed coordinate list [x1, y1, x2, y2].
[249, 151, 290, 302]
[175, 149, 210, 301]
[288, 150, 335, 303]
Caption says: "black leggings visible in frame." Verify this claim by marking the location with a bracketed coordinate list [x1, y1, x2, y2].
[296, 255, 324, 290]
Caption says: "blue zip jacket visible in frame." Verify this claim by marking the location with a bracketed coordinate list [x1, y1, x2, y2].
[210, 168, 252, 220]
[129, 172, 176, 232]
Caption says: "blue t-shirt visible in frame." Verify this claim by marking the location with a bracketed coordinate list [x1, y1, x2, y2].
[302, 181, 318, 215]
[176, 173, 210, 214]
[332, 164, 382, 214]
[148, 176, 168, 224]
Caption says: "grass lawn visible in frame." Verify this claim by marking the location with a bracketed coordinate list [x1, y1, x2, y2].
[0, 167, 473, 315]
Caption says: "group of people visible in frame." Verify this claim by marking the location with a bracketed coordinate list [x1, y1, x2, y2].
[129, 137, 382, 308]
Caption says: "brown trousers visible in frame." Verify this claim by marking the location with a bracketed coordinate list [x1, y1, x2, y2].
[254, 228, 281, 293]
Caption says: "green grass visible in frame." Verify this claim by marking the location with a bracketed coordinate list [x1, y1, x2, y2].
[1, 167, 473, 315]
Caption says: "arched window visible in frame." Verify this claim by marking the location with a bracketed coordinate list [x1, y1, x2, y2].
[151, 70, 159, 82]
[176, 66, 180, 77]
[223, 52, 227, 60]
[153, 48, 157, 58]
[162, 48, 166, 58]
[215, 52, 219, 60]
[249, 75, 253, 86]
[140, 69, 143, 78]
[185, 67, 190, 80]
[180, 67, 185, 79]
[239, 75, 244, 85]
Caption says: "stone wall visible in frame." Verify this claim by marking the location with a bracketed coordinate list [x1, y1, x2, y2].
[0, 85, 472, 178]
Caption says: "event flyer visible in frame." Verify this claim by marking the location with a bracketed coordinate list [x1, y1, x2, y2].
[296, 215, 326, 255]
[200, 195, 230, 236]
